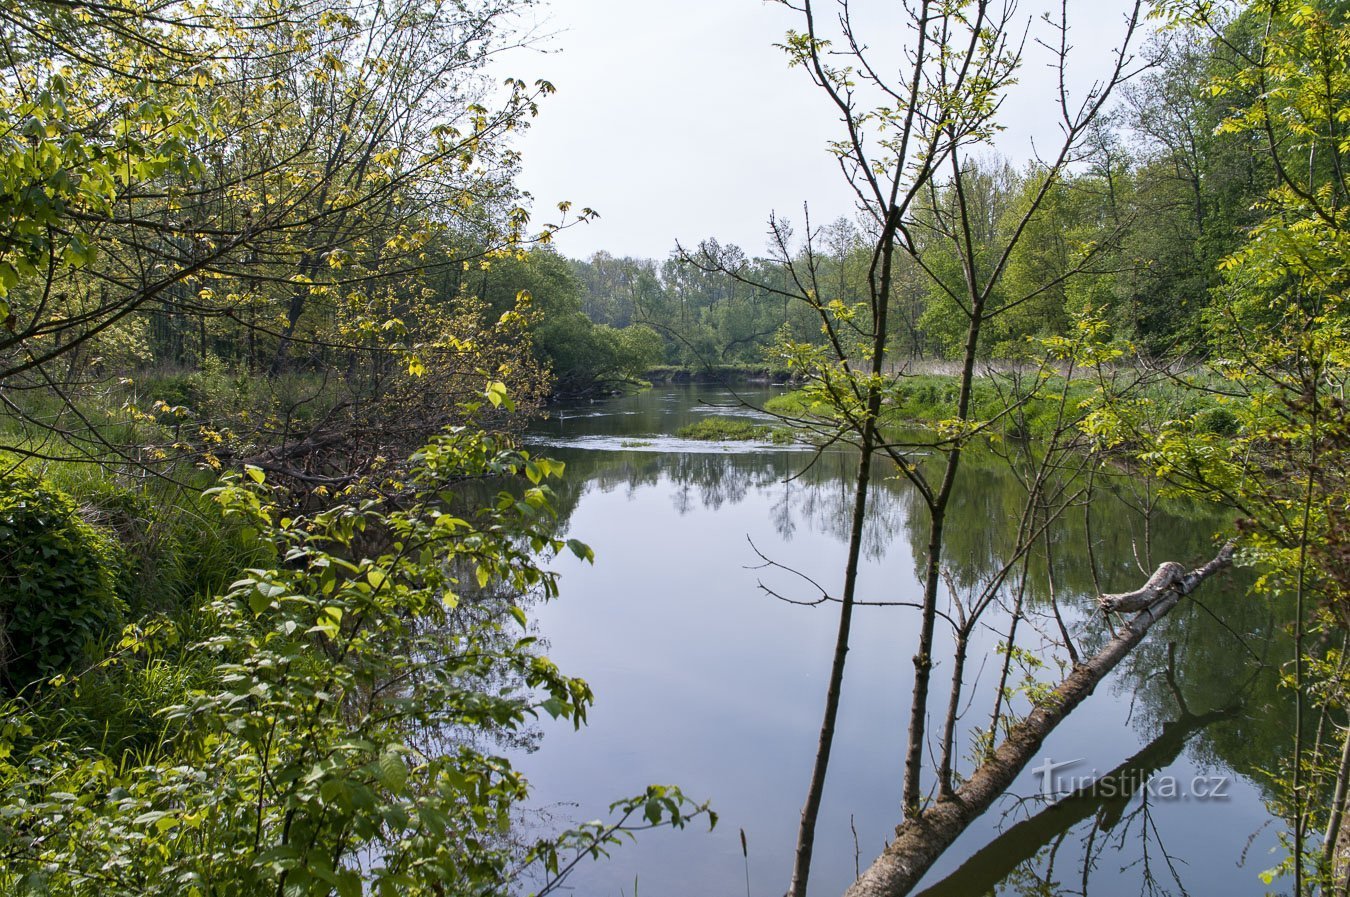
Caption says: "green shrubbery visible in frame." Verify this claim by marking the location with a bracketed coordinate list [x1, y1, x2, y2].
[0, 461, 273, 752]
[0, 431, 711, 896]
[764, 372, 1239, 444]
[0, 474, 125, 690]
[74, 476, 270, 617]
[1193, 405, 1240, 437]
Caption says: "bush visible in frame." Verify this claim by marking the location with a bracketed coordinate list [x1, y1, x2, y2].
[1195, 406, 1240, 436]
[74, 477, 264, 617]
[0, 473, 125, 690]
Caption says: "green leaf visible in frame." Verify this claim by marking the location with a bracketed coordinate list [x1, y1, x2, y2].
[377, 750, 408, 791]
[337, 871, 363, 897]
[566, 539, 595, 563]
[249, 587, 272, 616]
[315, 605, 343, 638]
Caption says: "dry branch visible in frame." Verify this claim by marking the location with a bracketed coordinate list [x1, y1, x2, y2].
[1098, 561, 1186, 613]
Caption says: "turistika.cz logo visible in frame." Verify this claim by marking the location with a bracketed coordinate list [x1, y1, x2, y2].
[1031, 757, 1232, 801]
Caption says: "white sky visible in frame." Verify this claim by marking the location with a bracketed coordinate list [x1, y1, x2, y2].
[504, 0, 1149, 261]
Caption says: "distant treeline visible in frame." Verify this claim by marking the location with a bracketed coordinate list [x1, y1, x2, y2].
[564, 21, 1274, 368]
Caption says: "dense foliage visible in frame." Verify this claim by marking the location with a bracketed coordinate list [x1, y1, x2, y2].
[0, 473, 124, 690]
[0, 0, 709, 893]
[0, 0, 661, 487]
[0, 428, 710, 896]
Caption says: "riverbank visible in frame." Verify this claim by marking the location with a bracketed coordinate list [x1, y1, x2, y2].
[762, 371, 1238, 442]
[643, 364, 796, 385]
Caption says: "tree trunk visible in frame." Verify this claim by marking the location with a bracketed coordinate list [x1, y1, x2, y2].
[912, 700, 1241, 897]
[903, 300, 981, 816]
[788, 206, 900, 897]
[843, 543, 1234, 897]
[788, 431, 876, 897]
[1326, 728, 1350, 895]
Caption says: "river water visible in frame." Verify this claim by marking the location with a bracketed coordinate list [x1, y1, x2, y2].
[516, 384, 1290, 897]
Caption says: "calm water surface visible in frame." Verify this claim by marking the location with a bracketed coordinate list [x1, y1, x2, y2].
[516, 385, 1289, 897]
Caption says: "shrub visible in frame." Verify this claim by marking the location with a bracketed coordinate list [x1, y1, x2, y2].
[74, 477, 265, 617]
[0, 473, 125, 690]
[1195, 406, 1240, 436]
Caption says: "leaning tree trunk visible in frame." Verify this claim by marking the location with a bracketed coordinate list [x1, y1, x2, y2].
[843, 543, 1234, 897]
[912, 699, 1241, 897]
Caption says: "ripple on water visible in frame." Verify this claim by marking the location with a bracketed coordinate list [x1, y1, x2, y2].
[522, 435, 813, 454]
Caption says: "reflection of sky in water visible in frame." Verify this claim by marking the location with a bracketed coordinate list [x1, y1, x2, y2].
[514, 386, 1282, 897]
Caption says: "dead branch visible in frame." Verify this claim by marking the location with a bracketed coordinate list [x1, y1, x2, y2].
[1098, 561, 1187, 614]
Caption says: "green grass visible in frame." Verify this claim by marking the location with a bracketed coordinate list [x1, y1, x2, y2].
[1, 384, 275, 754]
[677, 416, 795, 443]
[764, 372, 1236, 442]
[645, 363, 794, 383]
[0, 455, 273, 757]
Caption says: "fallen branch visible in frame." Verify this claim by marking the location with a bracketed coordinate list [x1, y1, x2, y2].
[843, 542, 1235, 897]
[1098, 561, 1185, 613]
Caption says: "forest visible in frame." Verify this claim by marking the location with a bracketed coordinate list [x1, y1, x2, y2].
[0, 0, 1347, 895]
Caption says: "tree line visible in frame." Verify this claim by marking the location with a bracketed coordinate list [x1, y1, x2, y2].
[564, 17, 1276, 370]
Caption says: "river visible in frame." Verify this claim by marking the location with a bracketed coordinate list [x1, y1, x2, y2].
[516, 384, 1289, 897]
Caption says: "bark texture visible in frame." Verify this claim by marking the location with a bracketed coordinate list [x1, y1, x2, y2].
[912, 701, 1240, 897]
[1098, 561, 1186, 613]
[842, 543, 1234, 897]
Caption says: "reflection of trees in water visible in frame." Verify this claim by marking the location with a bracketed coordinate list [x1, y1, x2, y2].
[543, 439, 1292, 866]
[550, 447, 913, 561]
[1113, 594, 1292, 807]
[537, 392, 1242, 611]
[769, 452, 914, 560]
[914, 693, 1243, 897]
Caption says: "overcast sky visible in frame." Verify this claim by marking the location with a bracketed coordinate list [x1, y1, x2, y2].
[504, 0, 1149, 261]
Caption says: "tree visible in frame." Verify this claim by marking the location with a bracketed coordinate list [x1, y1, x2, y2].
[1115, 20, 1274, 349]
[687, 3, 1244, 895]
[1126, 4, 1350, 894]
[0, 0, 581, 481]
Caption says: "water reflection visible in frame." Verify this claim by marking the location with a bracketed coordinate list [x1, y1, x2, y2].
[518, 386, 1289, 897]
[540, 416, 1237, 610]
[914, 635, 1274, 897]
[542, 446, 911, 559]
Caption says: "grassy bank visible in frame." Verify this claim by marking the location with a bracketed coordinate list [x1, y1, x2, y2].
[763, 372, 1238, 441]
[645, 363, 795, 385]
[677, 416, 795, 443]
